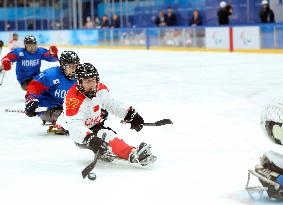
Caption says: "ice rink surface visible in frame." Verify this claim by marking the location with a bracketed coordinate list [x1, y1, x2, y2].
[1, 47, 283, 205]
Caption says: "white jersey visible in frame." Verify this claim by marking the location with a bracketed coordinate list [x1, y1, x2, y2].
[8, 40, 23, 50]
[63, 83, 128, 144]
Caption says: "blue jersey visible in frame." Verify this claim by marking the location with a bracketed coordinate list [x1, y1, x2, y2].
[26, 66, 76, 109]
[2, 47, 58, 84]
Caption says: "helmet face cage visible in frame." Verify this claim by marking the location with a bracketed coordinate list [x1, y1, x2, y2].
[76, 63, 100, 98]
[60, 51, 80, 80]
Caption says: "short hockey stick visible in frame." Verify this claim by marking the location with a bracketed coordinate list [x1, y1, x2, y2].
[0, 70, 5, 86]
[5, 107, 48, 113]
[82, 149, 101, 180]
[121, 118, 173, 126]
[81, 133, 107, 180]
[143, 119, 173, 126]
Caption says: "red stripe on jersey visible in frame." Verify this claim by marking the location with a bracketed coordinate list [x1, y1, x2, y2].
[65, 84, 86, 116]
[42, 51, 50, 57]
[108, 138, 135, 160]
[2, 53, 17, 61]
[26, 80, 49, 96]
[96, 83, 109, 92]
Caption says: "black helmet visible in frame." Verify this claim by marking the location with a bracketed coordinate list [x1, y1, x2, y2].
[24, 35, 36, 45]
[60, 51, 80, 80]
[60, 50, 80, 66]
[76, 63, 99, 98]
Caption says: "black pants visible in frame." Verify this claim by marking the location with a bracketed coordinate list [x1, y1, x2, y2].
[21, 78, 33, 91]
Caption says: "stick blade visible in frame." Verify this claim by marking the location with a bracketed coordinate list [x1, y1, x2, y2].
[82, 162, 95, 179]
[155, 119, 173, 126]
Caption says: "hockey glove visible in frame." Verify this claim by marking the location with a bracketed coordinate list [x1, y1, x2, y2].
[0, 40, 3, 48]
[124, 107, 144, 132]
[25, 97, 39, 117]
[1, 58, 11, 71]
[49, 45, 58, 56]
[83, 133, 107, 154]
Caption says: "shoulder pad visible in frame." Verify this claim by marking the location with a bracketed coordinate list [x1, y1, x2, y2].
[65, 85, 86, 116]
[96, 83, 109, 92]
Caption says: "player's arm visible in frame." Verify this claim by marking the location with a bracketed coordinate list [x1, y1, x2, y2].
[98, 83, 144, 132]
[41, 46, 59, 62]
[1, 50, 18, 71]
[25, 71, 50, 117]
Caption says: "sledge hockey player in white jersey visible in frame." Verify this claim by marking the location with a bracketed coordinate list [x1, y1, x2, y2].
[246, 101, 283, 199]
[63, 63, 156, 166]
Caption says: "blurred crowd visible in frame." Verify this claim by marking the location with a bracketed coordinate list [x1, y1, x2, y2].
[84, 14, 121, 29]
[152, 0, 275, 27]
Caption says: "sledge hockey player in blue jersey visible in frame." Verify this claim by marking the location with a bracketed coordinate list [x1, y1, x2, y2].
[24, 51, 80, 134]
[0, 35, 59, 90]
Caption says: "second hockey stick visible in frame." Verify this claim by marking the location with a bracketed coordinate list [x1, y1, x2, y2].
[5, 107, 48, 113]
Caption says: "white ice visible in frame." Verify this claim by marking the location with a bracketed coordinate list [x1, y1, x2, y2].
[1, 47, 283, 205]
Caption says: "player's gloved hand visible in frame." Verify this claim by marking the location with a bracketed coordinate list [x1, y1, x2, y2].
[1, 58, 11, 71]
[25, 96, 39, 117]
[83, 133, 107, 153]
[124, 107, 144, 132]
[0, 40, 3, 48]
[49, 45, 58, 56]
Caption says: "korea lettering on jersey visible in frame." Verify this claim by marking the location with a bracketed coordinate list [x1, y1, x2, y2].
[64, 83, 129, 144]
[26, 66, 76, 109]
[2, 47, 58, 84]
[21, 59, 40, 67]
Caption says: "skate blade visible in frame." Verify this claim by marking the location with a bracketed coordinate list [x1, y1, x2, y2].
[47, 129, 69, 135]
[140, 155, 157, 166]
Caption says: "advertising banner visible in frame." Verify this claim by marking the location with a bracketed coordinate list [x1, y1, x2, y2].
[205, 27, 230, 49]
[233, 26, 260, 49]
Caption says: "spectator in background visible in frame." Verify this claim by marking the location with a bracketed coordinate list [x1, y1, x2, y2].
[8, 33, 23, 50]
[259, 0, 275, 23]
[84, 16, 94, 29]
[189, 9, 202, 26]
[166, 7, 177, 26]
[0, 40, 3, 56]
[94, 16, 101, 28]
[217, 1, 233, 25]
[111, 14, 120, 28]
[101, 15, 110, 28]
[154, 10, 167, 27]
[27, 20, 34, 30]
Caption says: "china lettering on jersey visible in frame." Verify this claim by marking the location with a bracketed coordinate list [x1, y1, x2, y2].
[21, 59, 40, 67]
[85, 116, 101, 126]
[54, 89, 67, 99]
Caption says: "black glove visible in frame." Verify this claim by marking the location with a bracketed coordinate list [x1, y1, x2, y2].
[25, 97, 39, 117]
[124, 107, 144, 132]
[83, 133, 106, 153]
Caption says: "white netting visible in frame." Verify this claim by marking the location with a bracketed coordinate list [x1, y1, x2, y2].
[260, 100, 283, 144]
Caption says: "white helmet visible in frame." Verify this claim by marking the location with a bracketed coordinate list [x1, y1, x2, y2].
[261, 0, 268, 5]
[219, 1, 227, 8]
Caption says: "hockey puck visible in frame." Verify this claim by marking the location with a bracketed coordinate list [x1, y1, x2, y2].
[87, 173, 97, 180]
